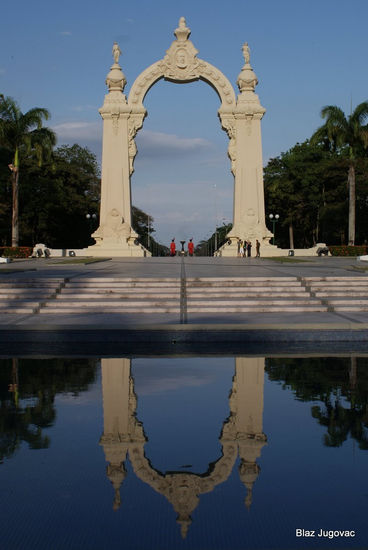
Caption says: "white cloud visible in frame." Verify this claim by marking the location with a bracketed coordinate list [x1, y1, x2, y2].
[136, 130, 214, 158]
[70, 105, 97, 112]
[52, 121, 101, 141]
[59, 31, 72, 36]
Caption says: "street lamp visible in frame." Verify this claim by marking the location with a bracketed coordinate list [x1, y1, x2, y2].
[86, 213, 97, 225]
[269, 213, 280, 245]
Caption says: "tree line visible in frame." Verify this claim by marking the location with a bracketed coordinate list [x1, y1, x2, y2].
[1, 95, 368, 252]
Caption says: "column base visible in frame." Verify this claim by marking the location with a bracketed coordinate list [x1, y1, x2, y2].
[85, 242, 150, 257]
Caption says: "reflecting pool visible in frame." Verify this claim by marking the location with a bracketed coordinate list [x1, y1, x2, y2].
[0, 355, 367, 549]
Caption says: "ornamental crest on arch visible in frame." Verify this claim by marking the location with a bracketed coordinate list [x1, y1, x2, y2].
[162, 17, 200, 81]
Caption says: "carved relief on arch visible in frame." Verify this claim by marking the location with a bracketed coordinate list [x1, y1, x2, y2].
[128, 112, 146, 175]
[128, 58, 236, 110]
[220, 114, 237, 176]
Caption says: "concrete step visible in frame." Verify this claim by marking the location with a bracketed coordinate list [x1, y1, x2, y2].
[1, 308, 37, 314]
[39, 307, 181, 314]
[303, 276, 368, 281]
[315, 291, 368, 297]
[0, 292, 56, 298]
[43, 300, 179, 308]
[187, 277, 299, 281]
[0, 300, 41, 306]
[66, 277, 179, 282]
[58, 289, 180, 296]
[64, 282, 181, 288]
[328, 299, 368, 305]
[186, 299, 324, 306]
[187, 288, 308, 295]
[333, 306, 368, 312]
[187, 281, 303, 288]
[186, 306, 328, 313]
[308, 283, 368, 289]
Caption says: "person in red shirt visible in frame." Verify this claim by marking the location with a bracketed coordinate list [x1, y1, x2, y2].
[188, 238, 194, 256]
[170, 238, 176, 257]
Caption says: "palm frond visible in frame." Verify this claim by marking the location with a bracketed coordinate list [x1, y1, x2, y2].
[350, 101, 368, 126]
[21, 108, 50, 131]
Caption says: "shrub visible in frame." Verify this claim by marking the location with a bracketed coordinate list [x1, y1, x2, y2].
[328, 245, 367, 256]
[0, 246, 33, 258]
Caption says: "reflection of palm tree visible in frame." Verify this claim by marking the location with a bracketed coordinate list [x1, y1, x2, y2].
[0, 358, 97, 463]
[312, 396, 368, 450]
[266, 356, 368, 451]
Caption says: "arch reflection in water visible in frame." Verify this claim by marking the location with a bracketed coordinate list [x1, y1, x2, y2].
[99, 357, 267, 537]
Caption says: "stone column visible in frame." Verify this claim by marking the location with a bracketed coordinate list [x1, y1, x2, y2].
[87, 44, 147, 257]
[220, 44, 277, 257]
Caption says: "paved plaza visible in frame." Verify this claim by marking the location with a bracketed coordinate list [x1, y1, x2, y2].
[0, 256, 368, 346]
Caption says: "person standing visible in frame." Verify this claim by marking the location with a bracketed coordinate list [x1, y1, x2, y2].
[188, 238, 194, 256]
[256, 239, 260, 257]
[170, 238, 176, 257]
[247, 241, 252, 257]
[239, 241, 244, 258]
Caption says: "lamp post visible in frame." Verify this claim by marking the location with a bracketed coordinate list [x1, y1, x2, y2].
[147, 215, 151, 252]
[269, 213, 279, 245]
[86, 213, 97, 244]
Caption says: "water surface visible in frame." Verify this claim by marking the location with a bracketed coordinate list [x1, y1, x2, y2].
[0, 355, 367, 549]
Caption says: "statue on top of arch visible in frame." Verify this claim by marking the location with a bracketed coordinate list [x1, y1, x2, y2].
[112, 42, 122, 64]
[242, 42, 250, 65]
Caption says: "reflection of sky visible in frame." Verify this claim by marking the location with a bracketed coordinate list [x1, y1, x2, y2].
[132, 356, 233, 394]
[132, 357, 234, 473]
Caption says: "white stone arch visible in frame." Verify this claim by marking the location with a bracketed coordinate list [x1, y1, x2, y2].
[87, 17, 276, 258]
[126, 19, 237, 179]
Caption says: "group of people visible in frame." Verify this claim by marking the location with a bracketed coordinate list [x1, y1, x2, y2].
[238, 239, 260, 258]
[169, 238, 194, 257]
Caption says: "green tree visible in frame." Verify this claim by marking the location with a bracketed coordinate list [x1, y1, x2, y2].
[18, 144, 100, 248]
[194, 223, 232, 256]
[0, 96, 56, 246]
[311, 102, 368, 245]
[264, 141, 351, 248]
[131, 206, 169, 256]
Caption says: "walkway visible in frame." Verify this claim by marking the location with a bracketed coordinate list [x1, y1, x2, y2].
[1, 256, 368, 345]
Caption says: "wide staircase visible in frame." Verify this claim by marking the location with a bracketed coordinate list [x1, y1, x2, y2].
[0, 276, 368, 315]
[0, 278, 65, 314]
[303, 277, 368, 312]
[40, 278, 181, 314]
[185, 277, 326, 313]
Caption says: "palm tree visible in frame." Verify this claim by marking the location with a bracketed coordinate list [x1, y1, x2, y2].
[311, 102, 368, 245]
[0, 95, 56, 246]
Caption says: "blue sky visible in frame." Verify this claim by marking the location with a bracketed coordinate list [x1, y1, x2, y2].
[1, 0, 368, 245]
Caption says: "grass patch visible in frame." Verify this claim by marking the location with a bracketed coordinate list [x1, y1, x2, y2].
[350, 265, 368, 273]
[263, 257, 311, 263]
[0, 268, 36, 273]
[49, 257, 111, 265]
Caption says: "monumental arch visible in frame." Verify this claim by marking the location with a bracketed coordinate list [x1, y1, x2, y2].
[87, 17, 274, 257]
[99, 357, 267, 537]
